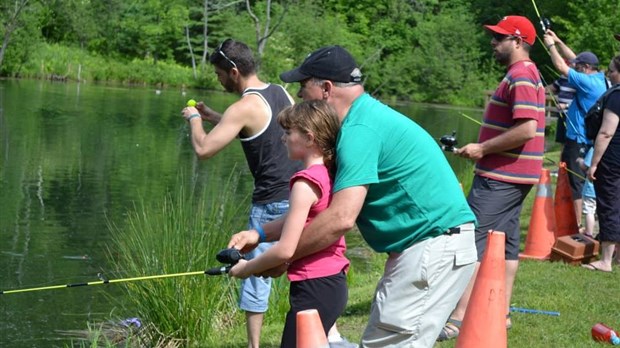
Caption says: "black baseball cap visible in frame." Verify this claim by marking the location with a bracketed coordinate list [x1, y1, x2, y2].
[280, 45, 362, 83]
[571, 51, 599, 66]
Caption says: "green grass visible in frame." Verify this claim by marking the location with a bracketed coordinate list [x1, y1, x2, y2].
[78, 148, 620, 347]
[241, 146, 620, 347]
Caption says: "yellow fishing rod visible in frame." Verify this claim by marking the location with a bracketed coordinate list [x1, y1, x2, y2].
[1, 248, 242, 295]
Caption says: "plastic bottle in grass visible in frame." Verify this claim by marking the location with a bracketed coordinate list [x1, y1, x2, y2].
[592, 323, 620, 345]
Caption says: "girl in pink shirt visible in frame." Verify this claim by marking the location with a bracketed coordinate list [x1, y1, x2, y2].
[229, 100, 350, 347]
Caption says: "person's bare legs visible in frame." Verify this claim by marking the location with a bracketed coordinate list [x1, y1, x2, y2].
[504, 260, 519, 327]
[573, 198, 583, 227]
[246, 311, 263, 348]
[584, 242, 617, 272]
[583, 212, 596, 236]
[328, 324, 341, 340]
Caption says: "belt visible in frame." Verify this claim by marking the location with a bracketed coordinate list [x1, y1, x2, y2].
[444, 227, 461, 235]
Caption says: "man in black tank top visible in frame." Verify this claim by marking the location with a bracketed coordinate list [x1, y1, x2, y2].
[180, 39, 300, 348]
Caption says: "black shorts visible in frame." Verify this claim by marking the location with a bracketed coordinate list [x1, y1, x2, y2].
[561, 140, 588, 200]
[280, 271, 348, 348]
[594, 161, 620, 243]
[467, 176, 532, 261]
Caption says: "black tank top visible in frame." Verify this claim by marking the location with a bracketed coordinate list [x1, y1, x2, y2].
[240, 84, 301, 203]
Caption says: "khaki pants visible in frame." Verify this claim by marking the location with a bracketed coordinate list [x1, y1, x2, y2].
[361, 223, 476, 348]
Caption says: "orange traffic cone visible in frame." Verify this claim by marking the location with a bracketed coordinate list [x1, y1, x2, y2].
[520, 168, 556, 260]
[296, 309, 329, 348]
[456, 231, 507, 348]
[554, 162, 578, 238]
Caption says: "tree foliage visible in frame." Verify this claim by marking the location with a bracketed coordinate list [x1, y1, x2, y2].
[1, 0, 619, 106]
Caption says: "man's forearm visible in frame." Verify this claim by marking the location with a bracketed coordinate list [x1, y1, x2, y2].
[554, 40, 575, 61]
[261, 217, 286, 242]
[548, 46, 569, 76]
[291, 208, 349, 261]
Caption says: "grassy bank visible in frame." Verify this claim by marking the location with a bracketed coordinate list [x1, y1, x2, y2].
[13, 43, 218, 89]
[75, 148, 620, 347]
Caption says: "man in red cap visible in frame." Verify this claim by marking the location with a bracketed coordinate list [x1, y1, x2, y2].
[437, 15, 546, 341]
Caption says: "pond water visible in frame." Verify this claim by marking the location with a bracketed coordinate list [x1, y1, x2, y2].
[0, 79, 481, 347]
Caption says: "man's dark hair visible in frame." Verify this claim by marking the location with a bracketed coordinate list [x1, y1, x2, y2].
[611, 55, 620, 72]
[209, 39, 256, 76]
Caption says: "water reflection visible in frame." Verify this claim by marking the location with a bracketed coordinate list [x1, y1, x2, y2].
[0, 80, 481, 347]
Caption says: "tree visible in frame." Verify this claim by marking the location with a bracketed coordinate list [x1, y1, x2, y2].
[0, 0, 33, 69]
[245, 0, 290, 58]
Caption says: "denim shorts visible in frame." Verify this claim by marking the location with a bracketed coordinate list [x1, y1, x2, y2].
[238, 200, 289, 313]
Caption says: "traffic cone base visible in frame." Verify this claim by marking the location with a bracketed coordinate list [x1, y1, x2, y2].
[296, 309, 329, 348]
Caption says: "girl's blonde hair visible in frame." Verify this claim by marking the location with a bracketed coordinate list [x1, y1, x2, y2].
[277, 100, 341, 175]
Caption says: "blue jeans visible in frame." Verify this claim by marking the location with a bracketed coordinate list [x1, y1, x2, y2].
[238, 200, 289, 313]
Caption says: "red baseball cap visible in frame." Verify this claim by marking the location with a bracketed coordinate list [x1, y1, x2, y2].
[484, 16, 536, 46]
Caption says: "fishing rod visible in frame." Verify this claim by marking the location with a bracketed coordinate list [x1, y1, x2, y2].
[1, 248, 243, 296]
[438, 128, 587, 181]
[529, 0, 583, 141]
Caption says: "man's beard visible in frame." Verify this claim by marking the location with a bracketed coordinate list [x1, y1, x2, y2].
[494, 50, 511, 66]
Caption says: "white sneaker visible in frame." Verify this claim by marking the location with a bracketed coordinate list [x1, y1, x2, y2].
[329, 337, 359, 348]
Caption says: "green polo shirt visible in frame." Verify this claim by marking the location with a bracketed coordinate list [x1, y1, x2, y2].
[334, 93, 475, 253]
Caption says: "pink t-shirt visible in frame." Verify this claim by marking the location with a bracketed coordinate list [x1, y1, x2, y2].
[476, 60, 546, 185]
[287, 164, 350, 281]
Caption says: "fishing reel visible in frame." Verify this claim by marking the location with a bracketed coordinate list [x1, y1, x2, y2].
[440, 131, 458, 153]
[206, 248, 244, 275]
[540, 16, 551, 32]
[216, 248, 244, 265]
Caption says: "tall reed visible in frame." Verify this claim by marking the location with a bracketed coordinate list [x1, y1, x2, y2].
[106, 169, 251, 346]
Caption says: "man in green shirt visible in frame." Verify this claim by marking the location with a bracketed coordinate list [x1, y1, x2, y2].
[228, 46, 477, 347]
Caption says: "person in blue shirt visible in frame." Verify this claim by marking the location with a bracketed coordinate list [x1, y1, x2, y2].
[544, 30, 607, 228]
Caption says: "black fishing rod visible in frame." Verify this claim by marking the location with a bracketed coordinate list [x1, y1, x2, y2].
[1, 248, 243, 295]
[529, 0, 582, 140]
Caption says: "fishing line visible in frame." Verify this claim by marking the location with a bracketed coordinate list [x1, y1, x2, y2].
[528, 0, 582, 141]
[543, 157, 587, 181]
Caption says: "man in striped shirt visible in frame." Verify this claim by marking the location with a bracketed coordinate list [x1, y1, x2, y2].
[438, 15, 546, 341]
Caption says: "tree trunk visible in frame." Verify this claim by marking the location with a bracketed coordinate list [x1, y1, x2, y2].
[186, 25, 198, 79]
[0, 0, 30, 70]
[202, 0, 209, 67]
[245, 0, 290, 58]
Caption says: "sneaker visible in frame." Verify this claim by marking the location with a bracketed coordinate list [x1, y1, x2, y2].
[329, 336, 359, 348]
